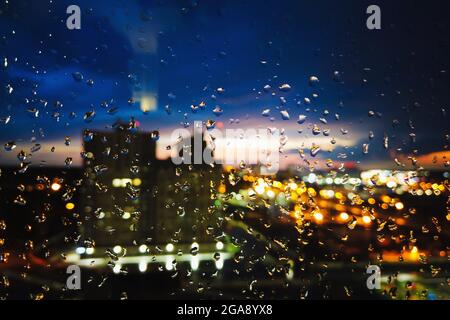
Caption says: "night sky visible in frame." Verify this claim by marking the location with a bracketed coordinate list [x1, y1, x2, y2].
[1, 0, 449, 169]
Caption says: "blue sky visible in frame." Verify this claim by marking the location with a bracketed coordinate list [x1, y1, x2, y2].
[1, 0, 449, 169]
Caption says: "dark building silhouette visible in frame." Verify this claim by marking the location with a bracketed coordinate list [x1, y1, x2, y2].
[81, 124, 222, 249]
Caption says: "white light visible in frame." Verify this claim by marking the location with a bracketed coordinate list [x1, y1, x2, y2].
[216, 241, 224, 250]
[313, 212, 324, 222]
[266, 190, 275, 199]
[75, 247, 86, 254]
[113, 264, 121, 274]
[112, 178, 121, 188]
[166, 243, 174, 252]
[113, 178, 133, 188]
[121, 178, 132, 187]
[139, 95, 157, 113]
[113, 245, 122, 254]
[138, 244, 148, 253]
[190, 255, 199, 271]
[339, 212, 349, 221]
[215, 257, 224, 270]
[386, 181, 397, 189]
[165, 256, 174, 271]
[86, 247, 95, 255]
[191, 242, 199, 249]
[286, 265, 294, 280]
[395, 202, 404, 210]
[308, 173, 317, 184]
[51, 182, 61, 191]
[122, 212, 131, 220]
[362, 216, 372, 224]
[138, 261, 147, 273]
[255, 184, 265, 195]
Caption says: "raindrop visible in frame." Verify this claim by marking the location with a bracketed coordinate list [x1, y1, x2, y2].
[190, 245, 199, 256]
[30, 144, 41, 153]
[65, 157, 73, 166]
[310, 144, 320, 157]
[14, 195, 27, 206]
[383, 135, 389, 149]
[83, 110, 95, 122]
[308, 76, 319, 86]
[27, 108, 39, 118]
[17, 150, 27, 161]
[297, 115, 307, 124]
[150, 131, 160, 141]
[177, 206, 185, 217]
[206, 119, 216, 129]
[5, 84, 13, 94]
[213, 106, 223, 116]
[4, 141, 16, 151]
[130, 166, 140, 174]
[72, 72, 84, 82]
[333, 71, 341, 82]
[0, 116, 11, 124]
[312, 124, 321, 135]
[279, 84, 291, 91]
[83, 130, 94, 142]
[347, 217, 357, 230]
[280, 110, 290, 120]
[362, 143, 369, 154]
[261, 109, 271, 117]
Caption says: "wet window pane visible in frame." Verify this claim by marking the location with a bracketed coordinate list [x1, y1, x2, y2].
[0, 0, 449, 301]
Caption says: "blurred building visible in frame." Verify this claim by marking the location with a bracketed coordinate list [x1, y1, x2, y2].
[81, 124, 223, 250]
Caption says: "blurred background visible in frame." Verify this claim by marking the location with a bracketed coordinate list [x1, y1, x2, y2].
[0, 0, 449, 299]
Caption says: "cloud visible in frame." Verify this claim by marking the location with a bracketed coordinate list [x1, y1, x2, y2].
[395, 150, 450, 169]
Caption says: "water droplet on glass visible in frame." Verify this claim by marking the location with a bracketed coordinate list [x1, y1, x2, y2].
[213, 106, 223, 116]
[72, 72, 84, 82]
[65, 157, 73, 166]
[362, 143, 369, 154]
[206, 119, 216, 129]
[297, 115, 307, 124]
[17, 150, 27, 161]
[84, 110, 95, 122]
[310, 144, 320, 157]
[308, 76, 319, 86]
[280, 110, 290, 120]
[279, 83, 291, 91]
[150, 131, 160, 141]
[4, 141, 16, 151]
[213, 252, 221, 261]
